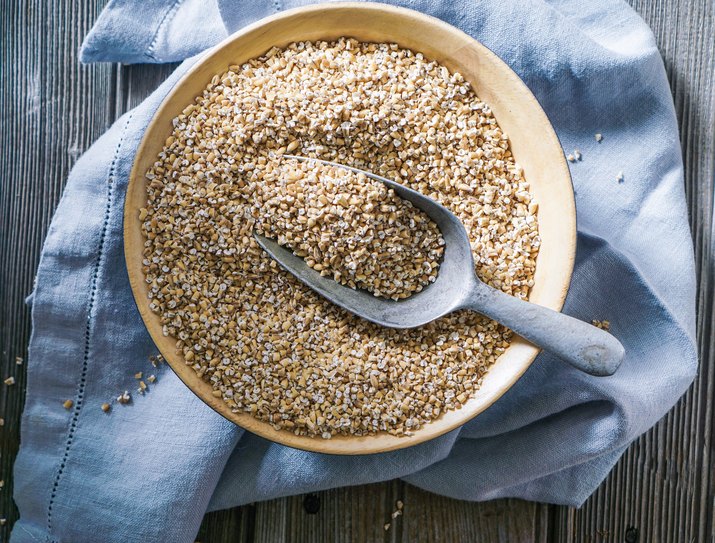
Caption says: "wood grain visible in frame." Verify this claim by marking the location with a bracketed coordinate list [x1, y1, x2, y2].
[399, 485, 545, 543]
[551, 1, 715, 542]
[252, 482, 402, 543]
[0, 0, 712, 541]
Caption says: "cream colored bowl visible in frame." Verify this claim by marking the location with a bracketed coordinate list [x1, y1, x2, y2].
[125, 2, 576, 454]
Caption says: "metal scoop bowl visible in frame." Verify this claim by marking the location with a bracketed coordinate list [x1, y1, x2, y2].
[255, 156, 624, 377]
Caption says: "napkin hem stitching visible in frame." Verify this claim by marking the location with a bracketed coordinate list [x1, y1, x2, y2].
[144, 0, 184, 62]
[44, 113, 134, 541]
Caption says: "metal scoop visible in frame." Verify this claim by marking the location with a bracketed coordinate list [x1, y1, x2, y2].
[255, 156, 624, 376]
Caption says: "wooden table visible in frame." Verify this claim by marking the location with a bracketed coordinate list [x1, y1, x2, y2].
[1, 1, 713, 541]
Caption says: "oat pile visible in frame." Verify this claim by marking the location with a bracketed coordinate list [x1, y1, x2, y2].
[254, 158, 444, 299]
[141, 39, 540, 438]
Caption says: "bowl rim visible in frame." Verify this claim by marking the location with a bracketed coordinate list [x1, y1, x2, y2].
[124, 1, 576, 455]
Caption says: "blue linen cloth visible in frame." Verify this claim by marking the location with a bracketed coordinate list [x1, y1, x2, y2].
[12, 1, 697, 541]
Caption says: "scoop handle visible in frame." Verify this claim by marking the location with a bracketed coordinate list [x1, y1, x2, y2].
[464, 283, 624, 376]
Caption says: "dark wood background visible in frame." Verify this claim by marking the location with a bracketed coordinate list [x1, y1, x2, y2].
[1, 1, 713, 541]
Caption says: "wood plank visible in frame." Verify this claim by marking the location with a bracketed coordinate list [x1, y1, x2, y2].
[549, 0, 715, 541]
[0, 0, 117, 537]
[250, 482, 401, 543]
[0, 2, 177, 538]
[244, 481, 542, 543]
[400, 485, 543, 543]
[1, 1, 713, 542]
[118, 62, 180, 111]
[196, 506, 254, 543]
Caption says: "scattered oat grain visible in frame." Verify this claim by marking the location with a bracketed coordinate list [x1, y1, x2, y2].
[617, 171, 624, 183]
[101, 402, 111, 413]
[15, 356, 23, 365]
[4, 377, 14, 386]
[383, 523, 391, 531]
[63, 399, 74, 410]
[117, 391, 131, 404]
[592, 320, 611, 332]
[595, 133, 603, 142]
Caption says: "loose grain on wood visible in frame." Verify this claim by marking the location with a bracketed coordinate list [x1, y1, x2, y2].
[1, 0, 713, 542]
[196, 506, 254, 543]
[123, 5, 575, 456]
[251, 482, 402, 543]
[400, 485, 543, 543]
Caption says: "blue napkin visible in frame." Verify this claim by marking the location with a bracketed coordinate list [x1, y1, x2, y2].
[12, 1, 697, 542]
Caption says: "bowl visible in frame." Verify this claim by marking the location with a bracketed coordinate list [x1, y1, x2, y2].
[125, 2, 576, 454]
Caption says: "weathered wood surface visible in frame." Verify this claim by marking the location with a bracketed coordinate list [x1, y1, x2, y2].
[1, 0, 713, 541]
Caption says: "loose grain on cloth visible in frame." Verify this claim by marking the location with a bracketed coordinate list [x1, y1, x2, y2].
[11, 1, 697, 542]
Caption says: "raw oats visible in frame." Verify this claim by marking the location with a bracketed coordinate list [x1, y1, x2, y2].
[141, 39, 540, 438]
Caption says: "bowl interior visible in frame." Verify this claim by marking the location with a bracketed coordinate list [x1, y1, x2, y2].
[125, 2, 576, 455]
